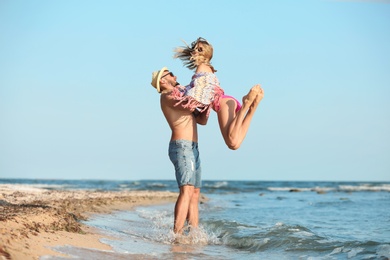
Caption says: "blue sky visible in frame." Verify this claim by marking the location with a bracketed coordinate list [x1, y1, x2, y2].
[1, 0, 389, 181]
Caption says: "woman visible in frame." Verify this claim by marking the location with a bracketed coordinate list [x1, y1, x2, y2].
[170, 37, 264, 150]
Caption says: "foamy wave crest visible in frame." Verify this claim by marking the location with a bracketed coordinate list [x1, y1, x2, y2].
[267, 183, 390, 193]
[338, 183, 390, 192]
[376, 244, 390, 259]
[204, 181, 229, 189]
[202, 219, 272, 251]
[202, 219, 331, 253]
[0, 184, 67, 192]
[146, 182, 167, 188]
[328, 243, 390, 259]
[267, 187, 313, 192]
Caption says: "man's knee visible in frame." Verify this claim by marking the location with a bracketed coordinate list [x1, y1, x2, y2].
[193, 188, 200, 195]
[191, 188, 200, 201]
[179, 185, 195, 197]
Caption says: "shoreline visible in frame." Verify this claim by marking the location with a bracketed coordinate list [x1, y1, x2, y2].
[0, 184, 179, 260]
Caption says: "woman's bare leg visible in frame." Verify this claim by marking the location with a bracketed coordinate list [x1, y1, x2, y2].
[217, 84, 263, 150]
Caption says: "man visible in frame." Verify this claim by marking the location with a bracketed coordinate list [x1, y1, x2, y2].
[151, 67, 207, 234]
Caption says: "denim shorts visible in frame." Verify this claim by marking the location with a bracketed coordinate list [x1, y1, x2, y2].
[168, 140, 202, 188]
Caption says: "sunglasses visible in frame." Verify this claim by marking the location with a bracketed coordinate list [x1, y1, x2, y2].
[161, 72, 174, 79]
[191, 37, 209, 49]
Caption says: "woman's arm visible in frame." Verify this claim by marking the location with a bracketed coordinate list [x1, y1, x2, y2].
[194, 108, 209, 125]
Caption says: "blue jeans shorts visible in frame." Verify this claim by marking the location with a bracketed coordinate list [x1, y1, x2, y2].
[168, 140, 202, 188]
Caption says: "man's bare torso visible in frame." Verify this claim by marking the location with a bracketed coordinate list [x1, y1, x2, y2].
[160, 91, 198, 142]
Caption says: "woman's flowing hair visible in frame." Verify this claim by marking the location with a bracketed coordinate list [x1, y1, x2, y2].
[173, 37, 216, 72]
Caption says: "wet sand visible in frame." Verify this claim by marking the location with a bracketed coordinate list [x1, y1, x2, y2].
[0, 184, 179, 260]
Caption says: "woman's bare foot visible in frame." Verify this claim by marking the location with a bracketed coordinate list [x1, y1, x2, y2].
[242, 85, 260, 106]
[251, 85, 264, 109]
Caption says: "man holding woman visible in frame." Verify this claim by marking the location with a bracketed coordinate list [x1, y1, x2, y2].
[150, 37, 264, 236]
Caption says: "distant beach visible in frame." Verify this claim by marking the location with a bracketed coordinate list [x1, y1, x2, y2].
[0, 184, 179, 259]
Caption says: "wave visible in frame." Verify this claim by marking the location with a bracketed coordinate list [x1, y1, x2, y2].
[338, 184, 390, 192]
[1, 179, 389, 194]
[267, 183, 390, 193]
[203, 181, 229, 189]
[146, 182, 168, 188]
[201, 220, 389, 259]
[85, 191, 390, 260]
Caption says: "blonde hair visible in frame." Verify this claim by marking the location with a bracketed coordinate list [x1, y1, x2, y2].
[173, 37, 217, 72]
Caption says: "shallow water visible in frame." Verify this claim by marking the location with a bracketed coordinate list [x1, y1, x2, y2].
[32, 180, 390, 260]
[2, 179, 389, 259]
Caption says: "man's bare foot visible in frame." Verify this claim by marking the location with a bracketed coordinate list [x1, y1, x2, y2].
[242, 85, 260, 106]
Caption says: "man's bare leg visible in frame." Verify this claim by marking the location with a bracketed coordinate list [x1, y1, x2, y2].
[217, 85, 262, 150]
[187, 188, 200, 229]
[174, 185, 194, 234]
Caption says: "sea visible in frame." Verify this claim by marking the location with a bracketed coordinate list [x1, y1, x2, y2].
[1, 179, 389, 260]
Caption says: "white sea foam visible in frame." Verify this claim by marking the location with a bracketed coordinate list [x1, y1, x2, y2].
[347, 247, 364, 258]
[267, 184, 390, 192]
[329, 246, 344, 255]
[147, 182, 167, 187]
[134, 207, 221, 246]
[267, 187, 314, 192]
[0, 184, 49, 193]
[296, 231, 314, 237]
[377, 244, 390, 258]
[339, 184, 390, 192]
[204, 181, 228, 189]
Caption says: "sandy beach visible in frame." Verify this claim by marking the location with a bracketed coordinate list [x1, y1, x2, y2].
[0, 184, 180, 260]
